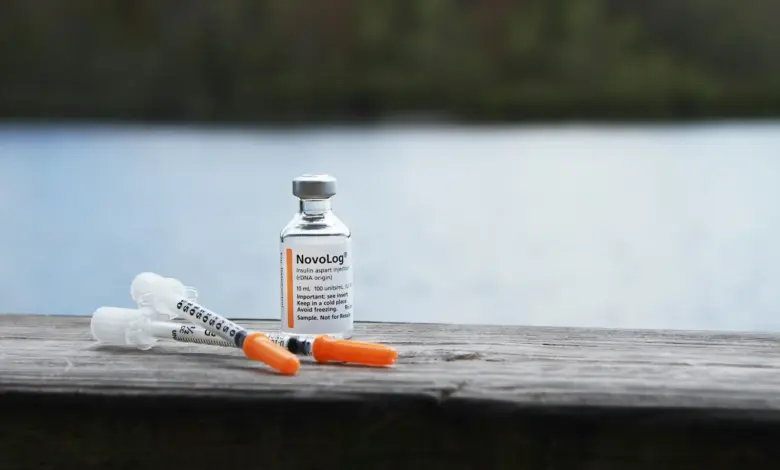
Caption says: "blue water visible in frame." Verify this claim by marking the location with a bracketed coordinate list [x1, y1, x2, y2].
[1, 122, 779, 332]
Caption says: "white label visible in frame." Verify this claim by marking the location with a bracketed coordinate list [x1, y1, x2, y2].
[280, 237, 353, 335]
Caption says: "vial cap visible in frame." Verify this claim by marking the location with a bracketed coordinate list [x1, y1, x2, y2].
[292, 174, 337, 199]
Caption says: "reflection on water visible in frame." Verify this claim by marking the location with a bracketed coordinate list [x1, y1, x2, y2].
[0, 122, 779, 332]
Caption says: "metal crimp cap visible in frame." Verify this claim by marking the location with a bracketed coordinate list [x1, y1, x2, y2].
[292, 174, 337, 199]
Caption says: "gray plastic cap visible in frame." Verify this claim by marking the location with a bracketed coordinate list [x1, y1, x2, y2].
[293, 174, 337, 199]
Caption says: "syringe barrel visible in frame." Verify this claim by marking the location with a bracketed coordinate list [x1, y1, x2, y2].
[166, 296, 249, 348]
[148, 320, 235, 348]
[146, 279, 299, 375]
[171, 298, 299, 375]
[147, 321, 396, 367]
[266, 333, 315, 356]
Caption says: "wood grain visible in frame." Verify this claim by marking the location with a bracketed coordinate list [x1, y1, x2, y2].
[2, 314, 780, 412]
[4, 314, 780, 469]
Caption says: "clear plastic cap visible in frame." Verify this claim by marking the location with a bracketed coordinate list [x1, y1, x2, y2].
[90, 306, 156, 350]
[130, 272, 197, 318]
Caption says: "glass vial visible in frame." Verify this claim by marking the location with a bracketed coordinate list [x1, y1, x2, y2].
[280, 174, 354, 339]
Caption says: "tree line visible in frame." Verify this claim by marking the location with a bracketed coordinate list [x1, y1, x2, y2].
[1, 0, 778, 122]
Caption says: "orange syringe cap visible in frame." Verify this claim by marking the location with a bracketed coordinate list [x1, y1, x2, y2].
[243, 332, 300, 375]
[313, 335, 398, 366]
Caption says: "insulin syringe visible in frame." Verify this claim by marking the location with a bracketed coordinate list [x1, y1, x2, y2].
[129, 272, 398, 367]
[91, 306, 235, 350]
[91, 306, 397, 366]
[121, 273, 301, 375]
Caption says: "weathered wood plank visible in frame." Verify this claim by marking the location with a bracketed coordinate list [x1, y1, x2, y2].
[4, 314, 780, 469]
[2, 314, 780, 411]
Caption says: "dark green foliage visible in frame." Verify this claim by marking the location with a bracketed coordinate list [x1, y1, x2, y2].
[0, 0, 778, 122]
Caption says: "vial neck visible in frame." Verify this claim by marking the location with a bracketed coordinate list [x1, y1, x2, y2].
[299, 199, 332, 215]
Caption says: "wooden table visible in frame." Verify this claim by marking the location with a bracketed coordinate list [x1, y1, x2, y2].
[2, 314, 780, 469]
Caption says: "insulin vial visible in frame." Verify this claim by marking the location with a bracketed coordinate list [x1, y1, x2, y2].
[280, 174, 354, 339]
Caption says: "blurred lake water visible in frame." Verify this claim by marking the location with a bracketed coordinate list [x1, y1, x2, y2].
[1, 122, 779, 332]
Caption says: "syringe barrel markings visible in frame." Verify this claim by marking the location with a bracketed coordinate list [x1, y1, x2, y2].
[170, 296, 300, 375]
[148, 320, 234, 348]
[150, 319, 319, 358]
[149, 320, 314, 354]
[168, 294, 319, 358]
[150, 318, 395, 366]
[157, 289, 394, 367]
[172, 297, 248, 348]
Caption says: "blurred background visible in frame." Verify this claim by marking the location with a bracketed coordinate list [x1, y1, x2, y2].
[0, 0, 778, 331]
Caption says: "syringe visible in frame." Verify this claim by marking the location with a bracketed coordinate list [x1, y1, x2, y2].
[126, 273, 301, 375]
[91, 306, 397, 366]
[132, 272, 398, 367]
[91, 306, 235, 350]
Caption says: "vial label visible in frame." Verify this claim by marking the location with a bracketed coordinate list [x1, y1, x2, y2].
[280, 237, 353, 335]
